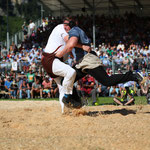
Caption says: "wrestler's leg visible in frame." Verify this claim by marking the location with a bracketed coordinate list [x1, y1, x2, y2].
[54, 77, 65, 113]
[88, 66, 137, 86]
[73, 68, 86, 82]
[53, 59, 76, 95]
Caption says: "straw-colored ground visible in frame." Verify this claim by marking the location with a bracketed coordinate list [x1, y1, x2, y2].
[0, 101, 150, 150]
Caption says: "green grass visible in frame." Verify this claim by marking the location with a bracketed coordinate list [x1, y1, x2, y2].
[95, 96, 147, 105]
[0, 96, 148, 105]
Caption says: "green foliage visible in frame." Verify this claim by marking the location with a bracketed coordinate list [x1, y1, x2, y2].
[17, 0, 41, 22]
[0, 16, 24, 41]
[0, 0, 50, 41]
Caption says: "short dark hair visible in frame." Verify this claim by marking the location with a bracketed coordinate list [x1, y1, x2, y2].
[63, 16, 76, 28]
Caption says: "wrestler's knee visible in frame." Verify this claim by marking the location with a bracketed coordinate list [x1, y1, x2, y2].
[67, 68, 76, 79]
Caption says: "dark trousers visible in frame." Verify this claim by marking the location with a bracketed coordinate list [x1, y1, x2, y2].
[75, 66, 137, 86]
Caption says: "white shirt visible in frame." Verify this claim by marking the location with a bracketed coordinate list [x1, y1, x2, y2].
[44, 24, 68, 54]
[117, 44, 125, 50]
[42, 21, 46, 28]
[124, 81, 135, 87]
[12, 61, 17, 71]
[29, 22, 35, 30]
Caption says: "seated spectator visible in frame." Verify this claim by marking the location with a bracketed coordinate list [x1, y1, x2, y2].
[109, 85, 119, 97]
[21, 52, 30, 72]
[0, 77, 7, 98]
[141, 74, 150, 104]
[117, 41, 125, 51]
[31, 77, 42, 99]
[132, 58, 139, 71]
[75, 80, 82, 98]
[91, 82, 110, 105]
[122, 56, 130, 70]
[114, 56, 123, 70]
[117, 68, 123, 74]
[50, 78, 58, 98]
[80, 75, 96, 105]
[42, 76, 51, 98]
[26, 68, 35, 88]
[10, 80, 18, 99]
[113, 86, 135, 106]
[97, 83, 109, 97]
[19, 79, 31, 99]
[0, 77, 5, 91]
[141, 68, 148, 77]
[4, 76, 13, 98]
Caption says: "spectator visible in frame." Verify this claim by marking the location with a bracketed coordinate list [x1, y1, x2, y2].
[26, 68, 35, 88]
[10, 80, 18, 99]
[132, 58, 139, 71]
[114, 56, 123, 70]
[28, 20, 36, 35]
[113, 86, 135, 106]
[31, 77, 42, 99]
[80, 75, 96, 105]
[141, 74, 150, 104]
[122, 56, 130, 70]
[109, 85, 119, 97]
[75, 80, 82, 98]
[0, 77, 6, 98]
[19, 79, 30, 99]
[97, 83, 109, 97]
[22, 21, 28, 40]
[1, 47, 8, 58]
[141, 68, 148, 77]
[42, 76, 51, 98]
[90, 80, 110, 105]
[4, 76, 12, 95]
[50, 78, 58, 98]
[41, 18, 47, 31]
[117, 41, 125, 51]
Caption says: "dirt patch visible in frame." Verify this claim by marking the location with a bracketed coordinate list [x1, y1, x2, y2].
[0, 101, 150, 150]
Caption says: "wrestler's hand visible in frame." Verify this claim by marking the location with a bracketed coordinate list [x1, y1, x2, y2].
[69, 52, 74, 59]
[82, 45, 91, 53]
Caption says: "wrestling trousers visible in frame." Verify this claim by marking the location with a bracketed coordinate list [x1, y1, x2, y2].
[74, 66, 136, 86]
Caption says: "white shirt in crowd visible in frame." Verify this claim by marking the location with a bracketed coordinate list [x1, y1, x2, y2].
[117, 43, 125, 50]
[29, 22, 35, 30]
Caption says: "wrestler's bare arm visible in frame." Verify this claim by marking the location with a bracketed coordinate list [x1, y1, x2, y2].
[64, 35, 91, 52]
[56, 36, 78, 58]
[75, 43, 91, 53]
[56, 36, 91, 58]
[64, 35, 69, 43]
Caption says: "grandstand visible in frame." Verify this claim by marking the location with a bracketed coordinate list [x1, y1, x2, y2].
[0, 2, 150, 150]
[41, 0, 150, 16]
[0, 0, 150, 100]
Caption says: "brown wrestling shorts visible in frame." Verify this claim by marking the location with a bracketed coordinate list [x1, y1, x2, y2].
[41, 45, 62, 78]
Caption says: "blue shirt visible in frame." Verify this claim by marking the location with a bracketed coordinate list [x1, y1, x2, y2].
[4, 80, 12, 89]
[69, 26, 91, 62]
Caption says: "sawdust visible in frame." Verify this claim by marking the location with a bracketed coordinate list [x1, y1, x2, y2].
[0, 101, 150, 150]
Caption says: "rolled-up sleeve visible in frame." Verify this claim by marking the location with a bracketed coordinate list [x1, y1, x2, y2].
[69, 28, 79, 39]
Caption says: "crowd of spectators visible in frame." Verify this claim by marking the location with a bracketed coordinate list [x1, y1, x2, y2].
[0, 12, 150, 104]
[0, 70, 59, 99]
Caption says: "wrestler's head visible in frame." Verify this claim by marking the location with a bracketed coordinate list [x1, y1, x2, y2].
[63, 17, 76, 32]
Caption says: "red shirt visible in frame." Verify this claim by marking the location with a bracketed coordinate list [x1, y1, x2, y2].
[81, 76, 95, 94]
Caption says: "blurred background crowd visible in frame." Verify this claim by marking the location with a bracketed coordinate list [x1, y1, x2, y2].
[0, 13, 150, 105]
